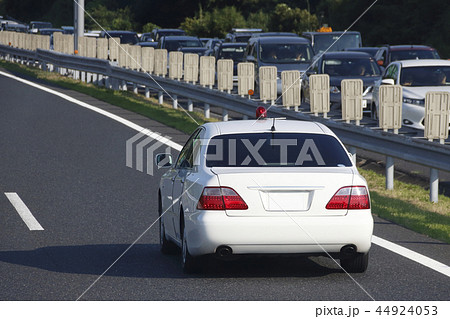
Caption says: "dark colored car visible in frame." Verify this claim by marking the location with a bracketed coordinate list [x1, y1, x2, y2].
[302, 31, 362, 55]
[225, 28, 262, 43]
[99, 30, 139, 45]
[204, 38, 223, 56]
[29, 21, 52, 33]
[303, 51, 382, 110]
[250, 32, 299, 38]
[138, 41, 158, 48]
[139, 32, 154, 42]
[344, 47, 379, 58]
[151, 28, 186, 42]
[157, 36, 204, 52]
[245, 36, 315, 93]
[214, 42, 247, 83]
[61, 26, 74, 35]
[374, 45, 440, 68]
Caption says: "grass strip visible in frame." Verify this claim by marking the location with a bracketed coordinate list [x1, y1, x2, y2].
[0, 60, 213, 134]
[359, 168, 450, 243]
[1, 59, 449, 243]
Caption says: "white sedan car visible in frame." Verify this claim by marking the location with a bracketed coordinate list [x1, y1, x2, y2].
[157, 119, 373, 273]
[372, 59, 450, 130]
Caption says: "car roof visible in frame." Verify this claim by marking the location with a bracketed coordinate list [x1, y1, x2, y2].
[220, 42, 247, 47]
[397, 59, 450, 67]
[389, 45, 436, 51]
[161, 35, 200, 40]
[104, 30, 137, 34]
[303, 31, 360, 35]
[322, 51, 372, 59]
[256, 36, 310, 44]
[201, 120, 333, 137]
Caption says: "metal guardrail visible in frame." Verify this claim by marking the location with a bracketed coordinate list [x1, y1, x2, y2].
[1, 45, 449, 201]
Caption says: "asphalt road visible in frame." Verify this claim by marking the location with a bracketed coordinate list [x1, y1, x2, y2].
[0, 70, 449, 301]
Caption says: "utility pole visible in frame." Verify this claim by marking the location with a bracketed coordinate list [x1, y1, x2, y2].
[74, 0, 84, 54]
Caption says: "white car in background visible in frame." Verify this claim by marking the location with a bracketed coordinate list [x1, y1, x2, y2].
[156, 119, 373, 273]
[372, 59, 450, 130]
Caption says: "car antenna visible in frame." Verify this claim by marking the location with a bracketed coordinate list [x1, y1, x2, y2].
[271, 118, 276, 132]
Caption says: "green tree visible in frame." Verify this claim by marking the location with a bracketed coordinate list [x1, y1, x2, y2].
[142, 22, 160, 33]
[84, 4, 134, 31]
[269, 3, 319, 34]
[180, 6, 246, 37]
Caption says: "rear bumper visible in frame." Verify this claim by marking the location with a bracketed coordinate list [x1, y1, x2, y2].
[185, 210, 373, 256]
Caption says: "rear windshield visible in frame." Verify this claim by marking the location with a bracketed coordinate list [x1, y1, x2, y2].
[206, 133, 352, 167]
[391, 50, 440, 62]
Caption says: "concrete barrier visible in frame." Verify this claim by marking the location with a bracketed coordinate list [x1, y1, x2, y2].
[217, 59, 233, 93]
[309, 74, 330, 117]
[281, 70, 301, 110]
[259, 66, 277, 103]
[341, 79, 363, 125]
[200, 56, 215, 88]
[379, 85, 402, 133]
[424, 91, 450, 143]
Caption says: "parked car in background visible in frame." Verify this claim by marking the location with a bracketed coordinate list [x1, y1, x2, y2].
[214, 42, 247, 83]
[303, 51, 382, 111]
[245, 36, 314, 94]
[372, 59, 450, 130]
[138, 41, 158, 48]
[139, 32, 154, 42]
[157, 119, 373, 273]
[302, 31, 362, 55]
[157, 35, 204, 52]
[151, 28, 186, 42]
[225, 28, 262, 43]
[250, 32, 299, 38]
[99, 30, 139, 45]
[29, 21, 52, 34]
[374, 45, 440, 68]
[344, 47, 379, 58]
[204, 38, 223, 56]
[61, 26, 74, 34]
[38, 28, 63, 50]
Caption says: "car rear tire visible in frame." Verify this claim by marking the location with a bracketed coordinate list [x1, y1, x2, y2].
[340, 253, 369, 273]
[181, 225, 201, 274]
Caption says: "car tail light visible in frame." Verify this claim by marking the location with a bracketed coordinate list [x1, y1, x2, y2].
[326, 186, 370, 210]
[197, 187, 248, 210]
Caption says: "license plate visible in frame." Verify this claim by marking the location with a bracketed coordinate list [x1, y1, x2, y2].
[259, 191, 311, 211]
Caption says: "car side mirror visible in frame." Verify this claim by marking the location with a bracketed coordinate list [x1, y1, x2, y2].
[381, 79, 395, 85]
[155, 153, 173, 168]
[246, 55, 256, 63]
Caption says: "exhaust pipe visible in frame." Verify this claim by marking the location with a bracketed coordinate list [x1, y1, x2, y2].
[216, 245, 232, 257]
[340, 244, 357, 258]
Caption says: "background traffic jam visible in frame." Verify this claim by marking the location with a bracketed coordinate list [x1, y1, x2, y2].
[0, 0, 449, 306]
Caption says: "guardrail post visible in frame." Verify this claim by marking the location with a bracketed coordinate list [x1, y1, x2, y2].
[386, 156, 394, 190]
[430, 168, 439, 203]
[173, 95, 178, 109]
[145, 87, 150, 98]
[188, 99, 193, 112]
[121, 80, 127, 91]
[158, 91, 163, 104]
[222, 109, 229, 121]
[133, 83, 138, 94]
[204, 103, 210, 118]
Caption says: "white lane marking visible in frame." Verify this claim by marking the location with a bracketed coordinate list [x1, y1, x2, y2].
[0, 70, 182, 151]
[372, 235, 450, 278]
[5, 192, 44, 231]
[2, 70, 449, 277]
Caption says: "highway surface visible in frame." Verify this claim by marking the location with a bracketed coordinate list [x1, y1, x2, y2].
[0, 69, 449, 301]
